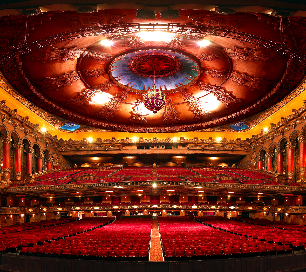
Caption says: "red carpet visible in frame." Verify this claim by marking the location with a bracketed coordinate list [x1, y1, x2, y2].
[149, 219, 164, 261]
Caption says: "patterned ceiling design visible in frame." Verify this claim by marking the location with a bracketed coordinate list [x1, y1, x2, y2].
[0, 10, 306, 132]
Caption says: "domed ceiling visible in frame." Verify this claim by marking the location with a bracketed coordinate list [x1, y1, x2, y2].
[0, 9, 306, 132]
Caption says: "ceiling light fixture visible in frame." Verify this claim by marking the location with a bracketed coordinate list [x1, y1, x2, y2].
[41, 127, 47, 133]
[216, 137, 222, 142]
[137, 31, 175, 42]
[195, 92, 220, 112]
[87, 137, 93, 143]
[100, 39, 114, 46]
[197, 39, 211, 47]
[89, 91, 113, 105]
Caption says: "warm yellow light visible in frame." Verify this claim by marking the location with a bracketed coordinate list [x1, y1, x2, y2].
[100, 39, 114, 46]
[41, 127, 47, 133]
[90, 92, 113, 105]
[195, 92, 220, 112]
[137, 31, 175, 42]
[87, 137, 93, 143]
[152, 183, 157, 188]
[92, 157, 99, 161]
[216, 137, 222, 142]
[132, 137, 138, 143]
[172, 137, 177, 142]
[210, 157, 217, 160]
[263, 127, 269, 132]
[197, 39, 211, 47]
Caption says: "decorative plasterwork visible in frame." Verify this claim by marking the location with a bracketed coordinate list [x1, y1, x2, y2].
[0, 11, 306, 133]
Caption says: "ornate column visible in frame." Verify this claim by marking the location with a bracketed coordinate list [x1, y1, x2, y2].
[2, 137, 10, 182]
[287, 142, 295, 180]
[258, 160, 263, 170]
[46, 161, 52, 171]
[266, 153, 273, 172]
[26, 148, 33, 175]
[277, 147, 284, 174]
[14, 144, 22, 181]
[299, 135, 306, 180]
[37, 152, 43, 173]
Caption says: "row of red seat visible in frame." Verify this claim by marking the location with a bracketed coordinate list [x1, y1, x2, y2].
[196, 217, 306, 248]
[0, 218, 112, 252]
[159, 217, 291, 259]
[20, 217, 151, 260]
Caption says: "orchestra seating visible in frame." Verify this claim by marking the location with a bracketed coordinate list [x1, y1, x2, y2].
[18, 217, 151, 260]
[160, 217, 291, 260]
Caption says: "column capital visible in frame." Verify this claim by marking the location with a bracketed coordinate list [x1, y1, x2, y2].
[13, 143, 22, 149]
[27, 147, 34, 154]
[299, 134, 306, 143]
[2, 136, 10, 144]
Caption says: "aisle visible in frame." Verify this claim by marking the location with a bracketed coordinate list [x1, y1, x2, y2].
[149, 219, 164, 261]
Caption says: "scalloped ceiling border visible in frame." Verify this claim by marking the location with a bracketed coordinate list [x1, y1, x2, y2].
[1, 71, 306, 141]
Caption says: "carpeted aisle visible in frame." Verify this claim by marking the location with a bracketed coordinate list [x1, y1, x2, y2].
[149, 219, 164, 262]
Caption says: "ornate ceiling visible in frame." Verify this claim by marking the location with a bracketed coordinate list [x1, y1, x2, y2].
[0, 9, 306, 132]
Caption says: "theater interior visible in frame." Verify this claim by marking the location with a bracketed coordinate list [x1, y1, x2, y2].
[1, 0, 306, 271]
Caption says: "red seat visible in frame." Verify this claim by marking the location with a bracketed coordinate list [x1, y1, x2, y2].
[138, 250, 148, 257]
[128, 250, 137, 257]
[108, 250, 117, 257]
[71, 248, 80, 256]
[164, 249, 174, 257]
[175, 249, 185, 257]
[194, 249, 204, 256]
[97, 249, 108, 257]
[185, 249, 194, 257]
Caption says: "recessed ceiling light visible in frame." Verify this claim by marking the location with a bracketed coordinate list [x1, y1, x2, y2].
[195, 92, 220, 112]
[100, 39, 114, 46]
[90, 92, 113, 105]
[136, 31, 174, 42]
[197, 39, 211, 47]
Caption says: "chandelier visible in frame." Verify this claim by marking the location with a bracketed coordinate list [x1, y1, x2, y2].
[143, 84, 165, 113]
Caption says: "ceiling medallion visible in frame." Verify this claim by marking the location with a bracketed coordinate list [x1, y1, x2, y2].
[108, 48, 200, 92]
[128, 53, 181, 78]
